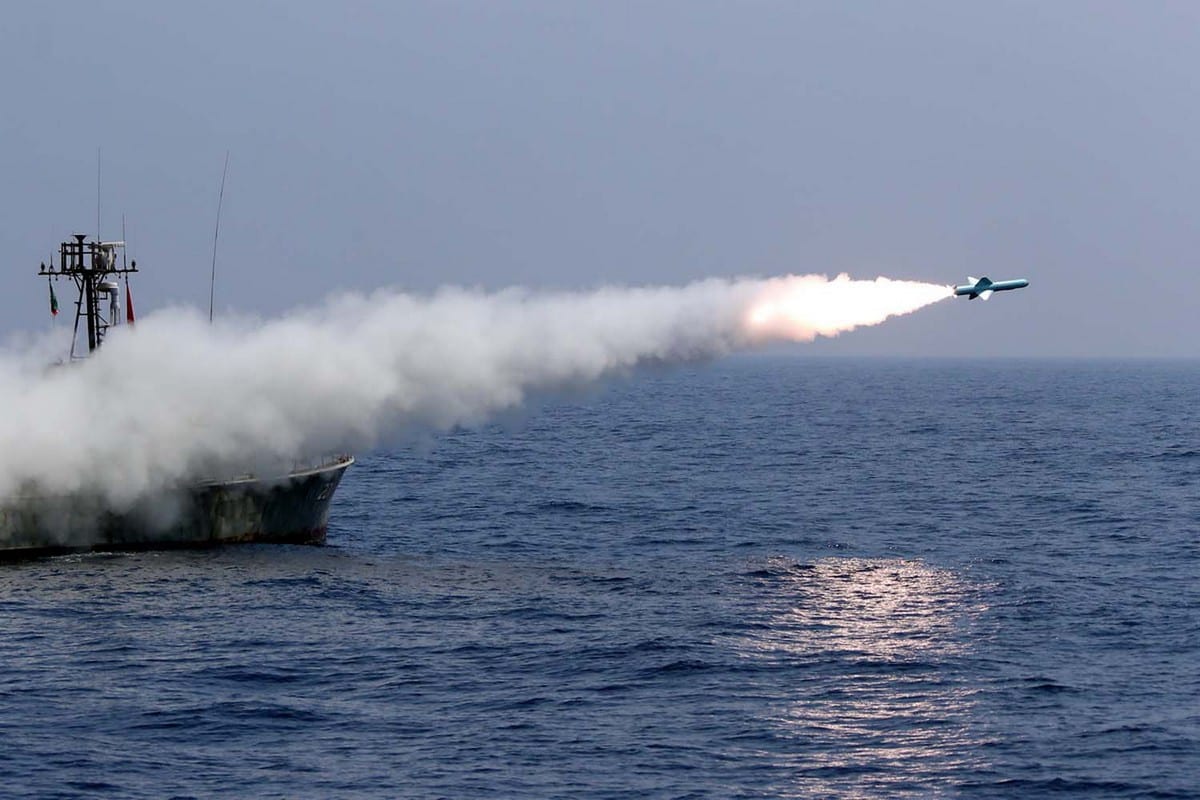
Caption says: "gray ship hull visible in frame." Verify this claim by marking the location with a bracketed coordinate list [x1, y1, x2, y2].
[0, 456, 353, 559]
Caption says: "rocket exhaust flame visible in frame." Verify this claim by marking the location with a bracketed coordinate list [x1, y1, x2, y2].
[744, 274, 954, 342]
[0, 274, 951, 508]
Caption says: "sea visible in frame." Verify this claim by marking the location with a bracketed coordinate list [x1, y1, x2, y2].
[1, 357, 1196, 799]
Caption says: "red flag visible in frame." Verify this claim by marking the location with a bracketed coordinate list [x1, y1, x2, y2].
[126, 283, 136, 325]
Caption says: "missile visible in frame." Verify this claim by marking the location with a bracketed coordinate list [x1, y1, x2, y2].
[953, 275, 1029, 301]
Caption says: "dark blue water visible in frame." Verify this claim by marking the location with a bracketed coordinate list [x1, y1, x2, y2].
[2, 358, 1197, 798]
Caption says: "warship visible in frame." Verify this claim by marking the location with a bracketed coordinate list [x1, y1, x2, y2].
[0, 233, 352, 559]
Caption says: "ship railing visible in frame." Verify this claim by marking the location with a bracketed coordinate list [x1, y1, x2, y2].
[196, 454, 353, 485]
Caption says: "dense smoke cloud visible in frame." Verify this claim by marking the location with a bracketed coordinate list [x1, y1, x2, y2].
[0, 275, 951, 507]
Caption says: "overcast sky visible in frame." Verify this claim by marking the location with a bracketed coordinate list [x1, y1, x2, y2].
[2, 1, 1196, 357]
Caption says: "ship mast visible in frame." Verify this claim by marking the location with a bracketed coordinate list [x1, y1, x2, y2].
[39, 234, 139, 357]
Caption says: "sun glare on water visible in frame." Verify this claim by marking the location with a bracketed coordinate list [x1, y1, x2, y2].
[744, 274, 954, 343]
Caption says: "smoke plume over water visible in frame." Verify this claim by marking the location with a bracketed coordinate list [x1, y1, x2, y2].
[0, 274, 951, 506]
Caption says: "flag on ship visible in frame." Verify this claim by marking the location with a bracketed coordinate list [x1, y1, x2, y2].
[126, 281, 135, 325]
[48, 280, 58, 317]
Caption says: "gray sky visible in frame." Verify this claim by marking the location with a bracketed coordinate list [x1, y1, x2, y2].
[2, 1, 1196, 357]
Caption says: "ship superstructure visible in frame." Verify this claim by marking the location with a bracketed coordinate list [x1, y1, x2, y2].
[2, 232, 353, 558]
[40, 233, 137, 357]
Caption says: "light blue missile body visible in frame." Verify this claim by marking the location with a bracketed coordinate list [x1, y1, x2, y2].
[953, 276, 1029, 300]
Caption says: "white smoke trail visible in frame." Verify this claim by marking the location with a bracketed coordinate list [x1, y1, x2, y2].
[0, 274, 951, 507]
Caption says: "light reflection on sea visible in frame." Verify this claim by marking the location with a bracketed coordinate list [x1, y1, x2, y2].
[727, 557, 992, 797]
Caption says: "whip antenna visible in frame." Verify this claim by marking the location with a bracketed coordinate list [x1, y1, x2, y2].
[96, 146, 102, 240]
[209, 150, 230, 323]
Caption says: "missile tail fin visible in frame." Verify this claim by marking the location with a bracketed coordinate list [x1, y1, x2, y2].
[979, 289, 994, 301]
